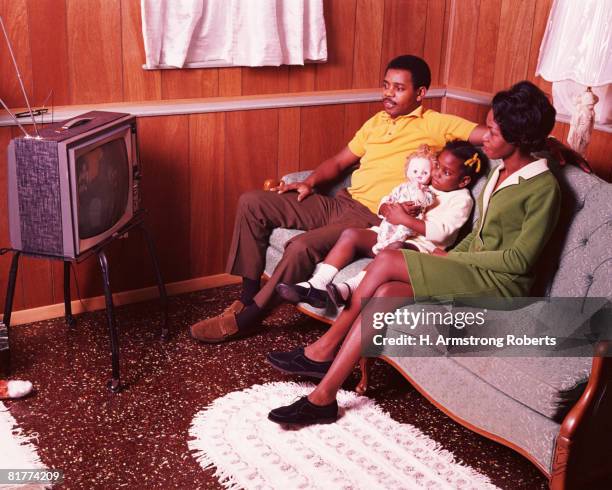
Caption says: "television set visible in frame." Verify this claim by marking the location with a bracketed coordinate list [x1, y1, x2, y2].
[7, 111, 141, 259]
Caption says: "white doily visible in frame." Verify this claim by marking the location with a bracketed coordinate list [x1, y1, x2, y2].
[188, 382, 498, 489]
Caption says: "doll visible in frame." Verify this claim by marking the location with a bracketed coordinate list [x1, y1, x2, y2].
[371, 145, 436, 254]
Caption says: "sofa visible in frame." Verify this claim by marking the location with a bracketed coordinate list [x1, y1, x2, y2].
[263, 160, 612, 488]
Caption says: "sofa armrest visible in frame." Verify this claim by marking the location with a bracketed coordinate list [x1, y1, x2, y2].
[281, 170, 314, 185]
[263, 170, 351, 197]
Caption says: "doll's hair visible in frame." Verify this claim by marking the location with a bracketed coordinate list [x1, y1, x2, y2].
[442, 140, 489, 179]
[492, 80, 556, 154]
[404, 144, 437, 177]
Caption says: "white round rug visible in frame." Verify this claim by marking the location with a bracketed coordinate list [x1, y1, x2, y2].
[0, 401, 47, 490]
[188, 382, 498, 489]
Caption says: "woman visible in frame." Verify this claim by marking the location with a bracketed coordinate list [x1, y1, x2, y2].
[268, 80, 562, 424]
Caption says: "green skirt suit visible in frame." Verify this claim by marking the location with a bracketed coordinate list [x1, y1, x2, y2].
[403, 159, 561, 301]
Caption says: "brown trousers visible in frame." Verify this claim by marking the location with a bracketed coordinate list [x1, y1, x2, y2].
[226, 189, 381, 308]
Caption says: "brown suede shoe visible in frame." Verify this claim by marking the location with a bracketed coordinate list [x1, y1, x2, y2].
[190, 313, 241, 343]
[224, 300, 245, 316]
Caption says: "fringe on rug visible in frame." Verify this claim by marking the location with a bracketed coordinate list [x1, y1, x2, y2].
[0, 402, 48, 490]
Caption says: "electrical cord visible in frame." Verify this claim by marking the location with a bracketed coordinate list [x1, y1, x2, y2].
[70, 262, 89, 313]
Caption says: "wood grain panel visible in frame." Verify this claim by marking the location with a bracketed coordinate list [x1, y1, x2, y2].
[424, 0, 448, 87]
[550, 120, 567, 141]
[218, 68, 242, 96]
[278, 108, 301, 178]
[0, 0, 32, 108]
[472, 0, 501, 93]
[26, 0, 70, 106]
[189, 113, 226, 275]
[423, 97, 443, 112]
[439, 0, 453, 86]
[19, 256, 54, 308]
[161, 69, 219, 99]
[299, 105, 346, 171]
[343, 102, 379, 144]
[380, 0, 429, 82]
[443, 98, 484, 125]
[136, 116, 191, 284]
[241, 67, 289, 96]
[288, 64, 316, 93]
[224, 110, 279, 252]
[492, 0, 536, 92]
[72, 254, 103, 300]
[121, 0, 161, 101]
[0, 126, 25, 311]
[585, 130, 612, 182]
[446, 0, 479, 89]
[66, 0, 123, 104]
[352, 0, 384, 88]
[527, 0, 554, 95]
[316, 0, 357, 90]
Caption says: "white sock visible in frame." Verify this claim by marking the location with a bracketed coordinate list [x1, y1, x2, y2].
[297, 263, 339, 290]
[7, 380, 33, 398]
[337, 271, 366, 300]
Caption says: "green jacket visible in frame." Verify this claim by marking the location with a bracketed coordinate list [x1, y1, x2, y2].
[449, 163, 561, 281]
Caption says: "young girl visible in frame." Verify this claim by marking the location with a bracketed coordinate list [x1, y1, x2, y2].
[268, 81, 564, 425]
[276, 140, 486, 309]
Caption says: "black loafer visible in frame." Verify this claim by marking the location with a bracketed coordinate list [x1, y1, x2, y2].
[326, 282, 351, 308]
[267, 346, 332, 379]
[268, 396, 338, 425]
[276, 282, 329, 308]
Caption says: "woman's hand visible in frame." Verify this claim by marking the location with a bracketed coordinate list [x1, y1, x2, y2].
[431, 247, 448, 257]
[270, 181, 314, 202]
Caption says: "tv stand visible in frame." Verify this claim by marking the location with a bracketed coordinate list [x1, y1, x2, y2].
[1, 211, 169, 392]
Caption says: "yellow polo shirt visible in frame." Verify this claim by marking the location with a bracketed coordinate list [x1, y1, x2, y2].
[347, 107, 478, 213]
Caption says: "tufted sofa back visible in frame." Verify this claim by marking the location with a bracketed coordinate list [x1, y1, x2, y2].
[544, 164, 611, 298]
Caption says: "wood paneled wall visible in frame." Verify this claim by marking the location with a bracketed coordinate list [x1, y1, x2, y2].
[0, 0, 448, 108]
[446, 0, 553, 95]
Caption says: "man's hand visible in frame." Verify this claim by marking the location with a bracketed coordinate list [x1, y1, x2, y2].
[269, 180, 314, 202]
[431, 247, 448, 257]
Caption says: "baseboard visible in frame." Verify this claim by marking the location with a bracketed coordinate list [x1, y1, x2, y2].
[2, 273, 241, 327]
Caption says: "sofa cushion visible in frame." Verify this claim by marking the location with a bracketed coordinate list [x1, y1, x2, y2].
[269, 228, 305, 254]
[391, 355, 561, 473]
[451, 356, 592, 420]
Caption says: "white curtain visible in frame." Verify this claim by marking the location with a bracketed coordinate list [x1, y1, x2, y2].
[536, 0, 612, 123]
[141, 0, 327, 69]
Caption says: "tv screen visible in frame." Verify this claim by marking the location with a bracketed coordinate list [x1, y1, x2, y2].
[76, 138, 130, 239]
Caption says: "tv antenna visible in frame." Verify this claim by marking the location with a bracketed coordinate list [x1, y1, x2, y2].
[0, 15, 39, 138]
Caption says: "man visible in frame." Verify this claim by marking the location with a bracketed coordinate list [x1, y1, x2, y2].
[191, 54, 486, 343]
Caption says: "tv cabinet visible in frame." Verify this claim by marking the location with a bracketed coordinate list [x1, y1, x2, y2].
[1, 211, 168, 392]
